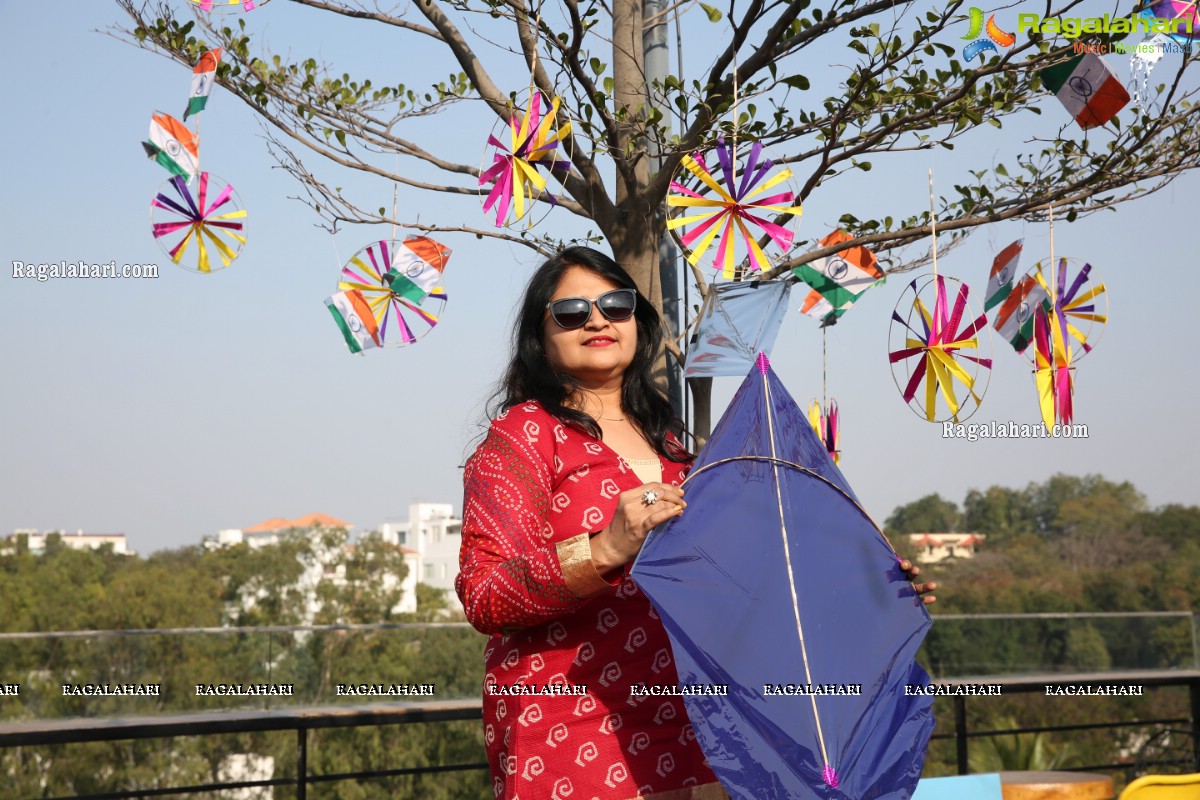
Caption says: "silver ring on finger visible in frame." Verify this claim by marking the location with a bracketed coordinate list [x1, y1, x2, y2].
[641, 488, 660, 506]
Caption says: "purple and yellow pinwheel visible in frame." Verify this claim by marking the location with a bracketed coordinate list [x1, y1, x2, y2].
[479, 92, 572, 228]
[337, 237, 451, 347]
[668, 139, 803, 278]
[151, 172, 247, 274]
[888, 275, 992, 423]
[1024, 258, 1107, 364]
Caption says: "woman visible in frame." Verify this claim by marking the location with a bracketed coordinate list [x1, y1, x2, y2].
[457, 246, 934, 799]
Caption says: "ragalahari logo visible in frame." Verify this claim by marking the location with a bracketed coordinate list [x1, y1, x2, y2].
[962, 7, 1016, 61]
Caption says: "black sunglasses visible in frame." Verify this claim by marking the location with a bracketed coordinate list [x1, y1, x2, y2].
[546, 288, 637, 330]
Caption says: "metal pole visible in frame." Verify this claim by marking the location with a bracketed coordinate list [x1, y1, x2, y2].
[955, 696, 969, 775]
[643, 0, 684, 420]
[297, 726, 308, 800]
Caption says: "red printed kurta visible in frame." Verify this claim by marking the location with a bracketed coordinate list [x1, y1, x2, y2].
[458, 401, 726, 800]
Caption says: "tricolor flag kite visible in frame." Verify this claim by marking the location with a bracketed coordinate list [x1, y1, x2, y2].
[791, 229, 884, 325]
[384, 237, 451, 304]
[993, 273, 1049, 353]
[1038, 53, 1130, 129]
[325, 289, 381, 353]
[985, 239, 1023, 312]
[143, 112, 199, 181]
[184, 48, 223, 121]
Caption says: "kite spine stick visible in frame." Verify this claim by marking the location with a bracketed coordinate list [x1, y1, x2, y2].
[760, 371, 834, 783]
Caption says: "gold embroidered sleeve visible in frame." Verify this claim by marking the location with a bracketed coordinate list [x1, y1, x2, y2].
[555, 533, 617, 599]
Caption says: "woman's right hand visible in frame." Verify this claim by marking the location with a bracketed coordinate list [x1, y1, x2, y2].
[589, 483, 686, 574]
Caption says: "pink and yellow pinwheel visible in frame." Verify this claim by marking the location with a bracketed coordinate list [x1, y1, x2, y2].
[667, 139, 803, 278]
[888, 275, 993, 423]
[151, 172, 247, 273]
[187, 0, 269, 11]
[479, 92, 572, 227]
[1033, 304, 1075, 428]
[1024, 258, 1107, 364]
[808, 399, 840, 464]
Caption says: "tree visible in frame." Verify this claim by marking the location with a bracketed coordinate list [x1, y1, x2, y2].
[885, 492, 962, 534]
[115, 0, 1200, 433]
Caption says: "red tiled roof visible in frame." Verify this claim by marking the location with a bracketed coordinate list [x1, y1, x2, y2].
[243, 513, 352, 532]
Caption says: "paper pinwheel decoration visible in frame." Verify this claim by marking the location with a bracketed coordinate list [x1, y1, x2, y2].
[808, 399, 840, 465]
[337, 237, 451, 346]
[186, 0, 270, 11]
[151, 172, 247, 273]
[889, 275, 992, 423]
[684, 280, 792, 377]
[1033, 305, 1076, 428]
[1140, 1, 1200, 44]
[1022, 258, 1107, 363]
[632, 354, 934, 800]
[792, 229, 885, 326]
[668, 139, 803, 278]
[479, 91, 572, 228]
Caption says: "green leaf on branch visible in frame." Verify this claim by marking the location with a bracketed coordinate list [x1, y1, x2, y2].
[782, 75, 810, 91]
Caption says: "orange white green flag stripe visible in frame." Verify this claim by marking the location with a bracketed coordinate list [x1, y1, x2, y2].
[791, 229, 883, 323]
[984, 240, 1022, 312]
[1038, 53, 1130, 129]
[325, 289, 381, 353]
[143, 112, 199, 181]
[184, 48, 223, 121]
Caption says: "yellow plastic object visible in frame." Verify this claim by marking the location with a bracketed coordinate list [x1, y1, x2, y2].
[1119, 773, 1200, 800]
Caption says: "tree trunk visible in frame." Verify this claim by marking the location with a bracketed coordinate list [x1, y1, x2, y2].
[687, 377, 712, 445]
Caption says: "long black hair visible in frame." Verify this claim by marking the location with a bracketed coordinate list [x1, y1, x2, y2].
[492, 246, 690, 462]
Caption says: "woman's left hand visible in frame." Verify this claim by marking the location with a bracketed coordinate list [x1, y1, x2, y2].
[899, 560, 937, 605]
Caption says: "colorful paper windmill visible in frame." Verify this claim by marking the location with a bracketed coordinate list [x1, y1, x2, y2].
[187, 0, 269, 11]
[888, 275, 992, 423]
[337, 237, 451, 346]
[150, 173, 247, 273]
[1033, 304, 1075, 428]
[667, 139, 803, 278]
[1024, 258, 1107, 363]
[808, 399, 840, 464]
[1141, 1, 1200, 44]
[479, 92, 571, 227]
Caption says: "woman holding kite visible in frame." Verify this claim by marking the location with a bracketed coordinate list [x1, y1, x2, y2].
[457, 246, 934, 799]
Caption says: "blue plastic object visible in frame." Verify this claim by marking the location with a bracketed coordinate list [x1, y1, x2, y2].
[632, 357, 935, 799]
[911, 773, 1003, 800]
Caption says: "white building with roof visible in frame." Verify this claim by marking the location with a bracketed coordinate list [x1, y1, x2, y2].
[380, 503, 463, 611]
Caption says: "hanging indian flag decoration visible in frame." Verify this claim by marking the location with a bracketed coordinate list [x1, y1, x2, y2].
[1038, 53, 1130, 129]
[984, 239, 1022, 312]
[385, 237, 451, 304]
[325, 289, 381, 354]
[791, 229, 884, 325]
[143, 112, 200, 181]
[184, 48, 223, 121]
[992, 273, 1049, 353]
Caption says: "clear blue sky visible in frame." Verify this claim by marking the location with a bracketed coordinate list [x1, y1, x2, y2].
[1, 2, 1196, 553]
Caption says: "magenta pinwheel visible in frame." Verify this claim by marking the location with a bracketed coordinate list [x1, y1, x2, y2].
[667, 139, 803, 278]
[337, 237, 451, 347]
[479, 92, 572, 228]
[888, 275, 992, 423]
[1033, 303, 1076, 429]
[186, 0, 270, 11]
[151, 172, 247, 273]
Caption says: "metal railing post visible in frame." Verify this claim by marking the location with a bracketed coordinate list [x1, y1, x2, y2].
[1190, 677, 1200, 773]
[955, 696, 969, 775]
[297, 726, 308, 800]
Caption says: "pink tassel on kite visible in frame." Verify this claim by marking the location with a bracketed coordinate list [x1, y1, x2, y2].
[756, 352, 770, 374]
[823, 764, 839, 788]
